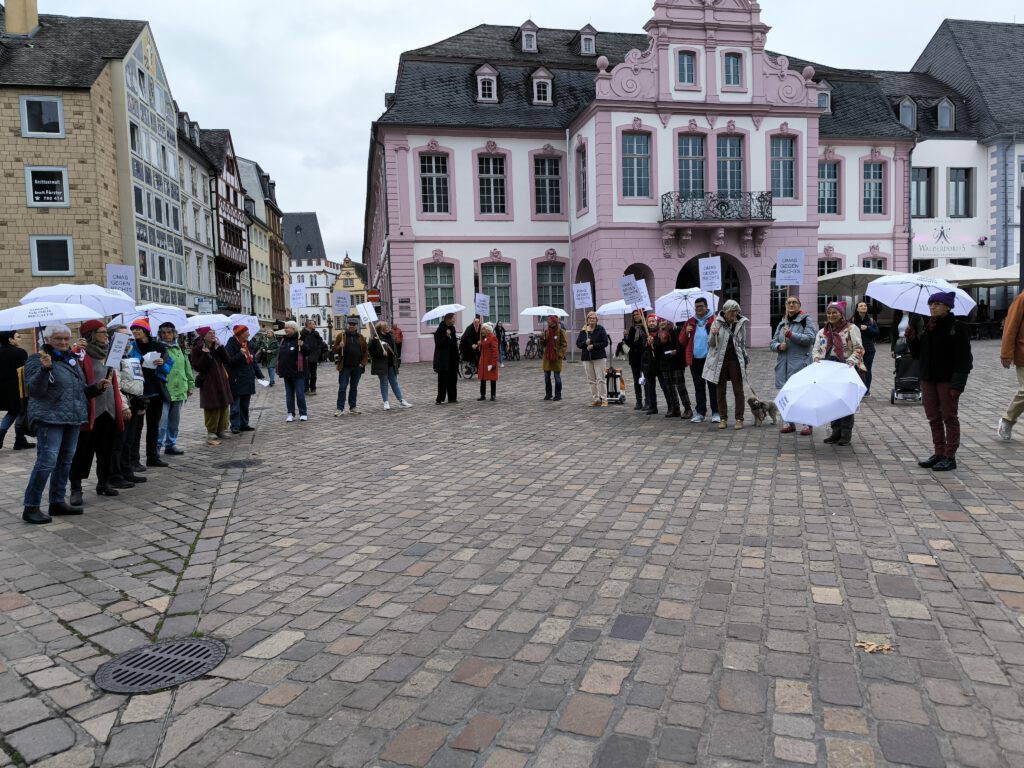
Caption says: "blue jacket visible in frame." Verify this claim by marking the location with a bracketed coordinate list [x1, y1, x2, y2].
[770, 311, 817, 388]
[128, 338, 173, 400]
[24, 347, 102, 427]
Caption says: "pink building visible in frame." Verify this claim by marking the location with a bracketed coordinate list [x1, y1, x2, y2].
[364, 0, 916, 361]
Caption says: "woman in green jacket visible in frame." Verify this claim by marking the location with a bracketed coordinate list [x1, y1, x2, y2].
[157, 322, 195, 456]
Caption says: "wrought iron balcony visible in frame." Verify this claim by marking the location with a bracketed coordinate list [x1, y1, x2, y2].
[661, 191, 773, 223]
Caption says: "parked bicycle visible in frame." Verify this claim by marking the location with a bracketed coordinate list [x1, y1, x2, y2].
[523, 333, 539, 359]
[507, 337, 521, 361]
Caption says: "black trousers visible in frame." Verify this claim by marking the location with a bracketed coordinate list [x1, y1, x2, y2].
[479, 380, 496, 398]
[689, 357, 718, 416]
[629, 359, 643, 405]
[436, 370, 458, 403]
[145, 397, 164, 461]
[121, 412, 144, 474]
[71, 413, 116, 489]
[306, 362, 319, 392]
[643, 369, 659, 411]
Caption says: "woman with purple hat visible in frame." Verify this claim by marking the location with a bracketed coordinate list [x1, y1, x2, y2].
[911, 291, 973, 472]
[812, 301, 866, 446]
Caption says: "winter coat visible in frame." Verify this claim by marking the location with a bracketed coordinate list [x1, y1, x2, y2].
[625, 323, 646, 366]
[460, 323, 482, 362]
[276, 334, 308, 379]
[24, 347, 103, 428]
[334, 331, 368, 370]
[80, 351, 124, 433]
[576, 324, 609, 361]
[225, 337, 264, 396]
[641, 331, 660, 376]
[118, 355, 144, 399]
[478, 335, 499, 381]
[1001, 293, 1024, 367]
[703, 315, 750, 385]
[682, 313, 716, 366]
[770, 311, 817, 388]
[0, 343, 27, 412]
[131, 337, 172, 401]
[190, 339, 234, 409]
[652, 331, 684, 372]
[812, 323, 866, 370]
[164, 345, 195, 402]
[851, 313, 879, 354]
[300, 328, 324, 362]
[255, 333, 280, 366]
[433, 324, 459, 373]
[369, 333, 400, 376]
[913, 314, 973, 391]
[541, 326, 568, 373]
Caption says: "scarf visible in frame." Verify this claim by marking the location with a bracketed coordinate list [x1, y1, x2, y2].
[545, 319, 560, 363]
[658, 326, 670, 343]
[823, 317, 849, 361]
[239, 338, 252, 364]
[86, 338, 110, 363]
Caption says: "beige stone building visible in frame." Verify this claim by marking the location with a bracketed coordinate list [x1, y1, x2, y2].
[331, 254, 368, 328]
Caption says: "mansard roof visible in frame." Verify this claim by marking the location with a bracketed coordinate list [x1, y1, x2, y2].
[283, 212, 328, 264]
[868, 70, 979, 139]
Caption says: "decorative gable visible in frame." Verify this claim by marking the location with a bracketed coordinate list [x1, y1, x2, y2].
[578, 24, 597, 56]
[532, 66, 553, 105]
[475, 63, 498, 103]
[517, 20, 539, 53]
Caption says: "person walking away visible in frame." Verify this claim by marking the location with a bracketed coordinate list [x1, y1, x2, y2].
[300, 320, 323, 394]
[912, 291, 972, 471]
[190, 326, 234, 444]
[997, 291, 1024, 440]
[0, 331, 32, 450]
[625, 310, 646, 410]
[226, 325, 264, 433]
[653, 319, 692, 419]
[22, 324, 111, 524]
[460, 316, 483, 371]
[494, 320, 507, 368]
[851, 302, 879, 395]
[69, 320, 125, 506]
[771, 296, 817, 435]
[108, 324, 144, 485]
[541, 314, 568, 401]
[703, 300, 750, 430]
[130, 319, 173, 469]
[682, 298, 719, 424]
[433, 313, 459, 404]
[478, 323, 499, 401]
[812, 301, 865, 446]
[334, 316, 367, 416]
[369, 321, 411, 411]
[157, 322, 194, 455]
[576, 311, 609, 406]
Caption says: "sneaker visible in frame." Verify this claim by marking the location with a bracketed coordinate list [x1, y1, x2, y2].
[350, 409, 360, 415]
[299, 415, 308, 421]
[383, 401, 391, 411]
[286, 414, 294, 422]
[799, 426, 813, 436]
[599, 400, 609, 407]
[690, 413, 705, 423]
[399, 400, 412, 408]
[334, 410, 343, 417]
[998, 418, 1013, 440]
[206, 436, 222, 446]
[711, 413, 721, 423]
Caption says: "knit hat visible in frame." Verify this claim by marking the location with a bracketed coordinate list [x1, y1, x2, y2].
[195, 326, 212, 337]
[825, 300, 847, 315]
[130, 317, 151, 333]
[927, 291, 956, 309]
[80, 319, 105, 336]
[233, 324, 248, 336]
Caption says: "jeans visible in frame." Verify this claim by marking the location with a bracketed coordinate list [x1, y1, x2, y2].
[337, 366, 362, 411]
[158, 400, 183, 448]
[284, 376, 307, 416]
[266, 362, 276, 385]
[922, 381, 961, 457]
[689, 357, 718, 416]
[230, 394, 251, 431]
[582, 359, 605, 402]
[498, 342, 504, 364]
[544, 370, 562, 398]
[378, 368, 403, 402]
[0, 410, 15, 433]
[24, 422, 79, 507]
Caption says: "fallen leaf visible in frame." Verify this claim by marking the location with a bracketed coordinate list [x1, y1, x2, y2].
[855, 641, 893, 654]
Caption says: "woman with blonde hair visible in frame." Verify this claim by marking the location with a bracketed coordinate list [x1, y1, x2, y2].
[576, 311, 609, 406]
[369, 321, 411, 411]
[477, 322, 499, 401]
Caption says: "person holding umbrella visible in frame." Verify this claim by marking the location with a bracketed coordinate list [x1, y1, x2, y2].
[277, 321, 309, 421]
[912, 292, 973, 471]
[703, 300, 750, 430]
[576, 311, 609, 406]
[22, 323, 111, 524]
[771, 296, 816, 435]
[812, 301, 865, 446]
[226, 325, 264, 433]
[541, 314, 568, 401]
[433, 313, 459, 404]
[189, 326, 234, 444]
[157, 322, 194, 455]
[0, 331, 32, 450]
[477, 322, 499, 401]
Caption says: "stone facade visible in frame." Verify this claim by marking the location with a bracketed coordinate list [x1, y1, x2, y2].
[331, 254, 368, 330]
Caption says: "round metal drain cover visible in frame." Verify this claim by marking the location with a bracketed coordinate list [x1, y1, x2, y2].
[94, 637, 227, 693]
[212, 458, 264, 469]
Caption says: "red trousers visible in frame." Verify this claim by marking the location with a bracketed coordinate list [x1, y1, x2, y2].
[921, 381, 961, 457]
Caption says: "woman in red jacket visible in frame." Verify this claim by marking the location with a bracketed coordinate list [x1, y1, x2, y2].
[477, 323, 499, 401]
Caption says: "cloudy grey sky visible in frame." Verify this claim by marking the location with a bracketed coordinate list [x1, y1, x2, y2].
[43, 0, 1022, 262]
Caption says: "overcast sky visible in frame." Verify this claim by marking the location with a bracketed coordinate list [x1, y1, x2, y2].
[43, 0, 1023, 262]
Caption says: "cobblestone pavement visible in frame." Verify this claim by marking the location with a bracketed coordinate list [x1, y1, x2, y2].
[2, 341, 1024, 767]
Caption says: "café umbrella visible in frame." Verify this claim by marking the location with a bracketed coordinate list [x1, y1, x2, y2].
[520, 306, 568, 318]
[21, 283, 135, 317]
[654, 289, 719, 323]
[774, 360, 867, 428]
[0, 302, 102, 332]
[865, 274, 975, 316]
[421, 303, 466, 323]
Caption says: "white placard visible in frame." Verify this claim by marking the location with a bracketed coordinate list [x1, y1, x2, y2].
[775, 249, 805, 287]
[634, 278, 652, 309]
[572, 282, 593, 310]
[289, 284, 305, 309]
[106, 264, 136, 300]
[104, 333, 129, 370]
[474, 293, 490, 318]
[333, 291, 352, 316]
[127, 358, 144, 381]
[356, 302, 378, 323]
[141, 351, 161, 369]
[619, 276, 645, 307]
[699, 256, 722, 292]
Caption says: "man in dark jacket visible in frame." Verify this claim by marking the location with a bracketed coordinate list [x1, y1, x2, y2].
[334, 316, 368, 415]
[434, 314, 460, 404]
[300, 320, 324, 394]
[912, 291, 973, 472]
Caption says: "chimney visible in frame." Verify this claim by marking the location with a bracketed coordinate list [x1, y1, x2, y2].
[4, 0, 40, 37]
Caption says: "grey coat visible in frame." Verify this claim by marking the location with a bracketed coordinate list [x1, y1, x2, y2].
[24, 350, 97, 428]
[770, 312, 817, 388]
[703, 315, 750, 385]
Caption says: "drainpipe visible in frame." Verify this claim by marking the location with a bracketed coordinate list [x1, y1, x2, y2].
[566, 128, 576, 362]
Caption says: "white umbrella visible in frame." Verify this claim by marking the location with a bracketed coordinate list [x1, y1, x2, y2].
[216, 314, 261, 344]
[654, 289, 719, 323]
[866, 274, 975, 316]
[817, 266, 899, 297]
[520, 306, 568, 318]
[775, 361, 867, 428]
[595, 299, 652, 316]
[0, 302, 102, 332]
[914, 264, 1007, 286]
[957, 263, 1019, 288]
[421, 303, 466, 323]
[184, 313, 232, 333]
[21, 283, 135, 316]
[114, 303, 188, 331]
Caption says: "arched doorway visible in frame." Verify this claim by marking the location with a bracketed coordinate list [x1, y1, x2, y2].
[676, 253, 742, 304]
[769, 266, 787, 331]
[574, 258, 595, 328]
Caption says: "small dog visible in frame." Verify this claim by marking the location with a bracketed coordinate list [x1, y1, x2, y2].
[747, 396, 780, 426]
[615, 340, 627, 359]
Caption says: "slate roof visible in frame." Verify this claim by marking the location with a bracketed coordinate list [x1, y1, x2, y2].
[198, 129, 231, 172]
[237, 157, 267, 224]
[283, 212, 328, 264]
[0, 4, 145, 88]
[867, 70, 979, 139]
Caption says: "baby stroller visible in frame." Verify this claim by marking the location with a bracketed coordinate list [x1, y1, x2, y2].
[890, 337, 922, 404]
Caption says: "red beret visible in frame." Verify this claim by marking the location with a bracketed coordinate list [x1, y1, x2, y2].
[80, 319, 105, 336]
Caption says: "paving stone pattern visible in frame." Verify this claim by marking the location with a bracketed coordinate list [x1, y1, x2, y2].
[1, 342, 1023, 766]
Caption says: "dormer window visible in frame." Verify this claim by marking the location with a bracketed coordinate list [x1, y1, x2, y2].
[937, 98, 955, 131]
[519, 20, 538, 53]
[475, 64, 499, 103]
[582, 36, 594, 54]
[817, 92, 831, 112]
[532, 67, 553, 105]
[578, 24, 597, 57]
[479, 78, 495, 101]
[899, 98, 917, 130]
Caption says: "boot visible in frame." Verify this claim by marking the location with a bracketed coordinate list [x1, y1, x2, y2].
[13, 438, 34, 450]
[633, 383, 644, 410]
[69, 487, 84, 507]
[109, 477, 135, 489]
[665, 408, 680, 418]
[0, 429, 5, 449]
[823, 430, 841, 444]
[95, 484, 119, 497]
[23, 506, 51, 524]
[554, 383, 562, 401]
[48, 502, 83, 516]
[836, 430, 852, 446]
[645, 406, 659, 415]
[933, 456, 957, 471]
[146, 456, 169, 468]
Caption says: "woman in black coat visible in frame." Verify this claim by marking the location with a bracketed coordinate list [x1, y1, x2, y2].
[276, 322, 308, 421]
[852, 302, 880, 395]
[0, 331, 32, 450]
[225, 326, 264, 433]
[652, 319, 692, 419]
[624, 310, 647, 410]
[433, 313, 459, 404]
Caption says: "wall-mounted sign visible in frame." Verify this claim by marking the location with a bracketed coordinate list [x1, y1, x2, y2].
[912, 220, 971, 258]
[25, 167, 69, 207]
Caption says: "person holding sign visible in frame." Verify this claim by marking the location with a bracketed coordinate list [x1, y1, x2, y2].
[576, 311, 609, 406]
[369, 321, 411, 411]
[703, 300, 750, 430]
[771, 296, 817, 436]
[333, 316, 367, 416]
[157, 323, 194, 455]
[433, 313, 460, 404]
[541, 315, 568, 401]
[477, 323, 500, 401]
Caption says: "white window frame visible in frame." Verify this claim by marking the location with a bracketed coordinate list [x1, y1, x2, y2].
[523, 32, 537, 52]
[581, 36, 595, 55]
[19, 95, 65, 139]
[24, 166, 70, 208]
[30, 236, 75, 276]
[937, 98, 955, 131]
[899, 98, 917, 130]
[533, 79, 552, 105]
[477, 76, 497, 103]
[817, 91, 831, 112]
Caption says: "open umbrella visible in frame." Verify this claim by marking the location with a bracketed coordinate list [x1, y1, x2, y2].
[866, 274, 975, 316]
[595, 299, 652, 316]
[914, 264, 1008, 286]
[114, 303, 189, 331]
[817, 266, 899, 298]
[520, 306, 568, 318]
[184, 313, 232, 333]
[216, 314, 261, 344]
[774, 360, 867, 428]
[0, 302, 102, 332]
[421, 303, 466, 323]
[21, 283, 135, 317]
[654, 289, 719, 323]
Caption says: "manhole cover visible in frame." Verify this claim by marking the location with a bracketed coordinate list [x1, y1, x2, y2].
[212, 459, 264, 469]
[94, 638, 227, 693]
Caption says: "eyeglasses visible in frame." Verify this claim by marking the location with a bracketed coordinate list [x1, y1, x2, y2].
[786, 300, 800, 305]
